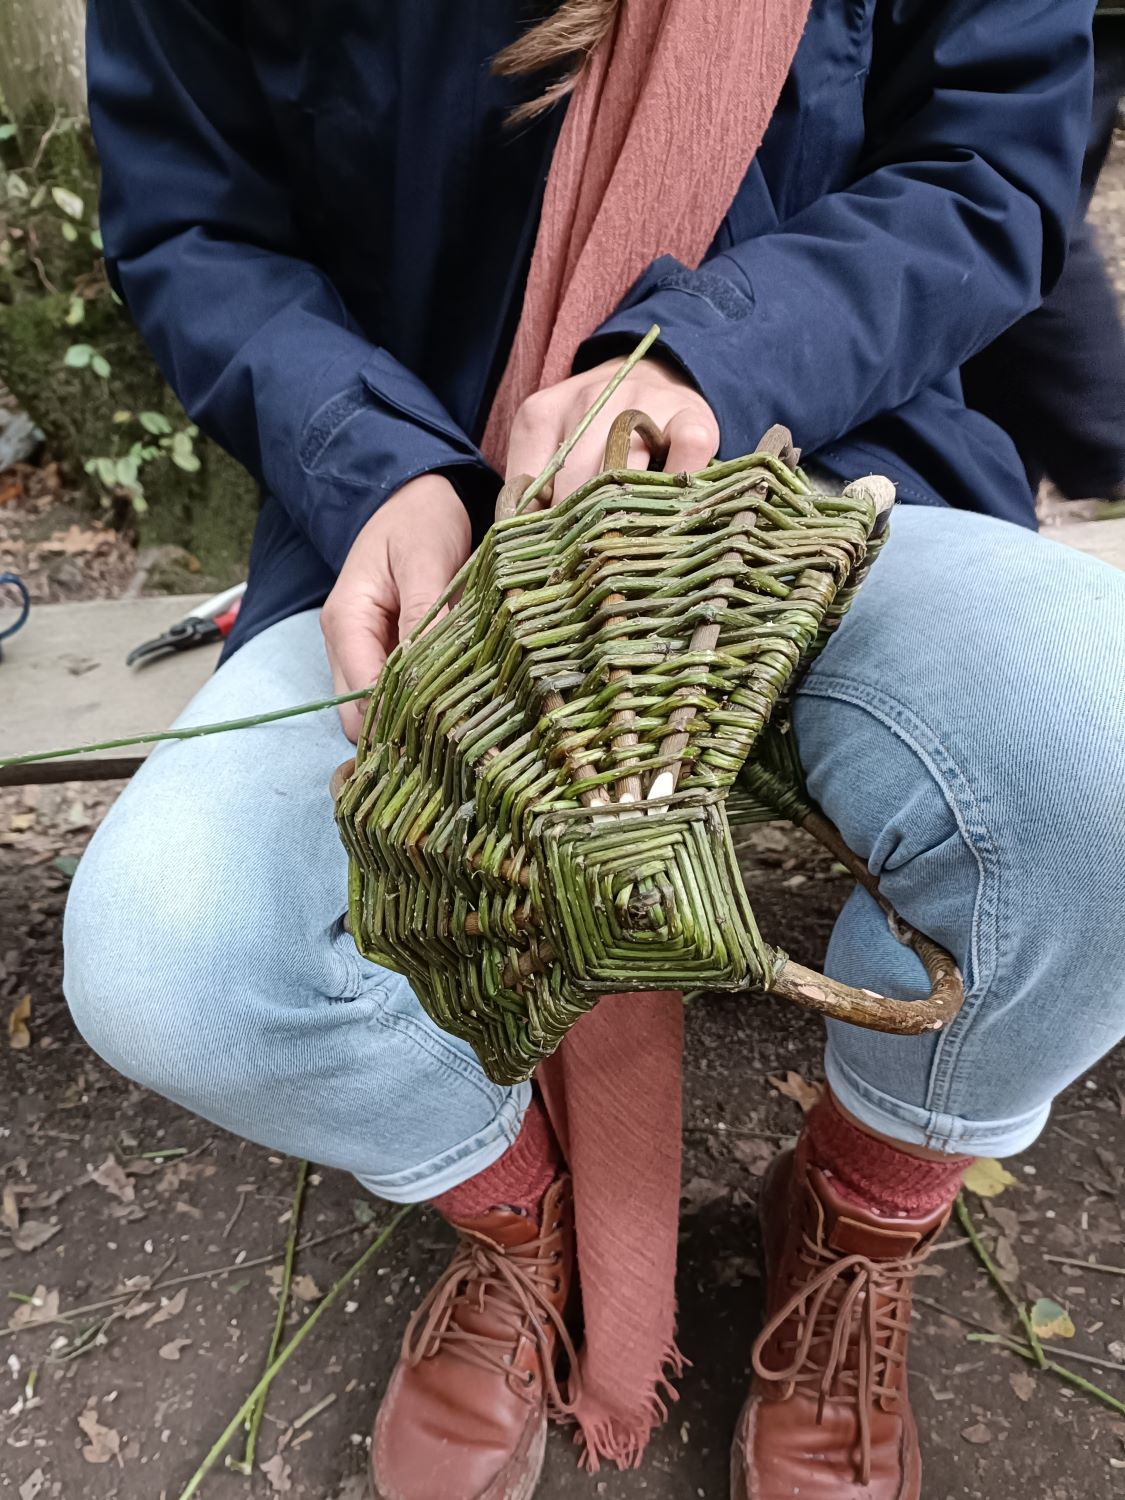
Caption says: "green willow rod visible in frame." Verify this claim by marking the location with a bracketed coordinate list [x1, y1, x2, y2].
[0, 690, 369, 770]
[0, 326, 660, 774]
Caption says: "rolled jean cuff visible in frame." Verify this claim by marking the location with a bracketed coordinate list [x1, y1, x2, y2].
[354, 1081, 533, 1203]
[825, 1050, 1051, 1159]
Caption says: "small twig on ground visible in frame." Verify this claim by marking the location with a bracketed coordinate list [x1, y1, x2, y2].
[916, 1296, 1125, 1374]
[967, 1334, 1125, 1417]
[176, 1204, 414, 1500]
[222, 1187, 250, 1240]
[683, 1125, 794, 1142]
[49, 1254, 177, 1365]
[956, 1193, 1125, 1416]
[956, 1194, 1046, 1367]
[1043, 1254, 1125, 1279]
[292, 1392, 337, 1430]
[227, 1161, 309, 1476]
[0, 1223, 367, 1342]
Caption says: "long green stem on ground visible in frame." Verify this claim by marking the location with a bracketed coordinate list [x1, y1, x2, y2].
[175, 1205, 413, 1500]
[0, 325, 661, 774]
[967, 1334, 1125, 1417]
[227, 1160, 309, 1476]
[956, 1194, 1046, 1367]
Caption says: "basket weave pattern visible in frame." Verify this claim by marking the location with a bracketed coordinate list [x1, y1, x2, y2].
[335, 439, 930, 1085]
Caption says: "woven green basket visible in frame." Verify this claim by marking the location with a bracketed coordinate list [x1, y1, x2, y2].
[335, 416, 963, 1086]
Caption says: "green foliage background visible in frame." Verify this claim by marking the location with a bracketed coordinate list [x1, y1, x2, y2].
[0, 96, 257, 582]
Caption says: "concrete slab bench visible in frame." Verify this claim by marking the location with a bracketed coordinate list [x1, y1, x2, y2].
[1, 518, 1122, 788]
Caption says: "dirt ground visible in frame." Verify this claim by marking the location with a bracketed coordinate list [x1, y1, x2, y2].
[3, 155, 1125, 1500]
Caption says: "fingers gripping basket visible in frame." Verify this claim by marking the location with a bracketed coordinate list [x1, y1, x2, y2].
[335, 418, 963, 1086]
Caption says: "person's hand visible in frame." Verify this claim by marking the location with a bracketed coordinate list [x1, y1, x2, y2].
[322, 473, 471, 741]
[505, 355, 719, 503]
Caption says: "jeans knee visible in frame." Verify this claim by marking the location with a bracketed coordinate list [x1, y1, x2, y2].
[63, 832, 247, 1101]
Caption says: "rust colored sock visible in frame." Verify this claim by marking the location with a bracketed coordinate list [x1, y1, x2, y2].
[804, 1091, 971, 1219]
[431, 1093, 561, 1225]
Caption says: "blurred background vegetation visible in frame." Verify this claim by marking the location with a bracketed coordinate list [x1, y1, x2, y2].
[0, 0, 256, 581]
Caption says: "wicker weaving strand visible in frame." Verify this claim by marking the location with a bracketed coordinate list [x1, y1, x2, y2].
[336, 415, 964, 1085]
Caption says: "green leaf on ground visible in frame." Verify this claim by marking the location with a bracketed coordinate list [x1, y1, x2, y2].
[962, 1158, 1017, 1198]
[1030, 1298, 1076, 1341]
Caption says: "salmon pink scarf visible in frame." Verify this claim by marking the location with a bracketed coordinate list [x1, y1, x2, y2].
[480, 0, 812, 1469]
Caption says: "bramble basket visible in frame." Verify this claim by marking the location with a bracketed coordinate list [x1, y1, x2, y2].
[335, 417, 963, 1086]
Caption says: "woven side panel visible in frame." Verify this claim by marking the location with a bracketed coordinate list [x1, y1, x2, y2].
[337, 453, 882, 1084]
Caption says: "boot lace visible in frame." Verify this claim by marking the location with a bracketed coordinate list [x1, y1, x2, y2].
[401, 1219, 580, 1418]
[752, 1232, 924, 1483]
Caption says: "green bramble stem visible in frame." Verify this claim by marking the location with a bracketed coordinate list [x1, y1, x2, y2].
[226, 1160, 310, 1477]
[176, 1205, 413, 1500]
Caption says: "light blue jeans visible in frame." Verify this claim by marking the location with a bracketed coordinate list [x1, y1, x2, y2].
[63, 508, 1125, 1200]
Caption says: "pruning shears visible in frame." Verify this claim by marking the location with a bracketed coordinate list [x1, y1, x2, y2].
[0, 573, 31, 664]
[126, 582, 246, 668]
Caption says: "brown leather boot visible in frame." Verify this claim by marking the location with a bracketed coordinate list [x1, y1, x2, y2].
[731, 1141, 949, 1500]
[372, 1175, 576, 1500]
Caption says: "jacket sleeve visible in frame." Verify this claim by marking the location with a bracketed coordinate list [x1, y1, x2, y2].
[87, 0, 493, 572]
[581, 0, 1094, 460]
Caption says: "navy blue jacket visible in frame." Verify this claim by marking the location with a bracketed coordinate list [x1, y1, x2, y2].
[87, 1, 1093, 654]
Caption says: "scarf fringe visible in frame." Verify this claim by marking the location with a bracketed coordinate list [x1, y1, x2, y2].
[558, 1339, 688, 1472]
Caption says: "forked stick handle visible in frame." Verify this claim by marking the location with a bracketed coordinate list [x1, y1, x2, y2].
[769, 809, 965, 1033]
[770, 941, 963, 1034]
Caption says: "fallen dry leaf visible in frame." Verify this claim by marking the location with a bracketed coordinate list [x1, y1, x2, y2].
[680, 1175, 727, 1214]
[11, 1220, 60, 1254]
[291, 1273, 322, 1304]
[18, 1469, 45, 1500]
[90, 1156, 135, 1204]
[1009, 1370, 1036, 1403]
[158, 1337, 192, 1361]
[8, 994, 31, 1051]
[260, 1454, 293, 1494]
[962, 1158, 1017, 1198]
[40, 525, 111, 556]
[8, 1284, 60, 1331]
[716, 1255, 761, 1287]
[961, 1422, 993, 1445]
[145, 1287, 187, 1328]
[767, 1071, 823, 1114]
[993, 1234, 1020, 1279]
[158, 1160, 216, 1193]
[78, 1405, 122, 1466]
[730, 1137, 774, 1176]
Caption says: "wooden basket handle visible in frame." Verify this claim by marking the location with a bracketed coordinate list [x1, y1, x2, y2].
[768, 810, 965, 1034]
